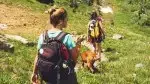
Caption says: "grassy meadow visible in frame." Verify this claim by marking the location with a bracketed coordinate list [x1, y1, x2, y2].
[0, 0, 150, 84]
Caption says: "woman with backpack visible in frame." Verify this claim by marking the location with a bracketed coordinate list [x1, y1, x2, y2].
[87, 11, 105, 61]
[31, 7, 78, 84]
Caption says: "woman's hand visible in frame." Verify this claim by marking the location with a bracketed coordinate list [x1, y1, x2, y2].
[32, 55, 38, 84]
[31, 73, 38, 84]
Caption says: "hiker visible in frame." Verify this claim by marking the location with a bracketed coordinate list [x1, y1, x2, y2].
[31, 7, 78, 84]
[87, 11, 105, 61]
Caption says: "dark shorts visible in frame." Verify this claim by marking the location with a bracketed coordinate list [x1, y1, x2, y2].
[89, 36, 103, 43]
[46, 72, 78, 84]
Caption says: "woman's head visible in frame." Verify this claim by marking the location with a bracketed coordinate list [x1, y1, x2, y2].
[48, 7, 68, 28]
[90, 11, 98, 20]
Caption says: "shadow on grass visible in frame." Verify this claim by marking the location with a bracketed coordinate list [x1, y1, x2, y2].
[36, 0, 54, 4]
[108, 56, 119, 62]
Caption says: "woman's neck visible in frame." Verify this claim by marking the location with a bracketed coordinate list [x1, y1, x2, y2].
[49, 25, 62, 31]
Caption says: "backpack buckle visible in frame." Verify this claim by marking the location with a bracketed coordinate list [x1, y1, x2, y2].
[54, 65, 60, 69]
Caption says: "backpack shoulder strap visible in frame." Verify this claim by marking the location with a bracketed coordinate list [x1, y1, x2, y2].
[43, 30, 49, 43]
[55, 32, 68, 42]
[43, 30, 68, 43]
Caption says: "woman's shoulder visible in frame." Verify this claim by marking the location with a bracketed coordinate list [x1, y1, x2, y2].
[63, 32, 72, 40]
[63, 32, 75, 42]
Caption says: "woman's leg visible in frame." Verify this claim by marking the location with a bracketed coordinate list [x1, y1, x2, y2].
[60, 72, 78, 84]
[95, 43, 101, 61]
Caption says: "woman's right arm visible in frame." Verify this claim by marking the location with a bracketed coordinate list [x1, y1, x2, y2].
[70, 47, 79, 64]
[31, 55, 38, 84]
[32, 55, 38, 74]
[65, 34, 79, 65]
[98, 21, 105, 34]
[31, 34, 43, 83]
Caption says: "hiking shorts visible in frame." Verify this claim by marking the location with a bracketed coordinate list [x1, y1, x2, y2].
[46, 72, 78, 84]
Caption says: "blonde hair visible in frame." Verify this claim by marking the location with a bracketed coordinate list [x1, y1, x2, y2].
[47, 7, 67, 27]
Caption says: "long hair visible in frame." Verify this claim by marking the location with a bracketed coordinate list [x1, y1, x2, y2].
[90, 12, 98, 20]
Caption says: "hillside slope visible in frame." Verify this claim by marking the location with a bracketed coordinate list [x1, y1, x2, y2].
[0, 0, 150, 84]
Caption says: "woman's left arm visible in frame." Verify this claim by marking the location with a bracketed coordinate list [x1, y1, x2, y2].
[98, 21, 105, 35]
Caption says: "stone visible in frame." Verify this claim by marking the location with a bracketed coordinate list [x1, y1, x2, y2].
[5, 34, 36, 46]
[0, 24, 8, 30]
[112, 34, 124, 40]
[135, 63, 144, 68]
[0, 35, 14, 53]
[100, 6, 113, 14]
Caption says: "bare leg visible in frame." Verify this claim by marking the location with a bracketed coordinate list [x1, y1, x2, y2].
[87, 61, 94, 73]
[82, 61, 85, 68]
[95, 43, 101, 61]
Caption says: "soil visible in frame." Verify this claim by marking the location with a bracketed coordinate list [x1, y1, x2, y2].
[0, 4, 49, 40]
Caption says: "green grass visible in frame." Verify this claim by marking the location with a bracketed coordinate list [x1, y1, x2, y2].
[0, 40, 36, 83]
[0, 0, 150, 84]
[0, 0, 49, 12]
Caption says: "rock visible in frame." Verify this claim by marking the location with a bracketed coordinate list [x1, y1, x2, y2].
[5, 34, 28, 44]
[101, 53, 108, 62]
[0, 42, 14, 53]
[5, 34, 36, 46]
[135, 63, 144, 68]
[115, 52, 119, 55]
[93, 60, 99, 68]
[100, 6, 113, 14]
[93, 53, 108, 67]
[0, 35, 14, 53]
[0, 24, 8, 30]
[112, 34, 124, 40]
[133, 73, 136, 78]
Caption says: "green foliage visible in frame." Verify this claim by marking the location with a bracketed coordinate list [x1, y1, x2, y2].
[119, 0, 150, 26]
[0, 0, 49, 11]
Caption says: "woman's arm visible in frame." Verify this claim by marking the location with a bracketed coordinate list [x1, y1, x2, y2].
[98, 21, 105, 35]
[31, 55, 38, 83]
[70, 47, 79, 64]
[32, 55, 38, 74]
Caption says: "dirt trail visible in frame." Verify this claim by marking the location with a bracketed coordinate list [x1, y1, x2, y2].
[0, 4, 48, 39]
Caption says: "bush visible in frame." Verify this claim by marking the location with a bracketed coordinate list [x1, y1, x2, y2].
[121, 0, 150, 26]
[138, 13, 148, 26]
